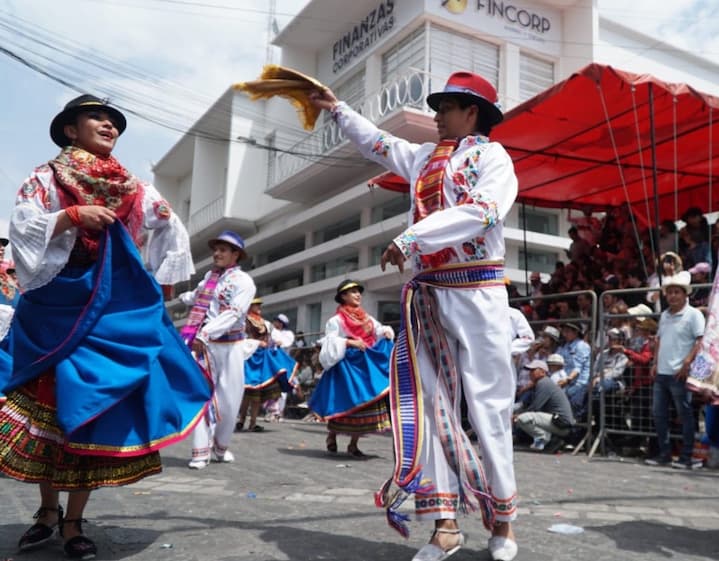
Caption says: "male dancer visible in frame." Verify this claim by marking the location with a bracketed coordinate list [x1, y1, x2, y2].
[181, 231, 256, 469]
[311, 71, 518, 561]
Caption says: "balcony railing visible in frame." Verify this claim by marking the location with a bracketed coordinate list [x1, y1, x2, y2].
[189, 195, 225, 236]
[271, 70, 431, 188]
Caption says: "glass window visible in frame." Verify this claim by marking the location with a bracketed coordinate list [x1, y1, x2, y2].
[381, 27, 426, 83]
[310, 253, 359, 282]
[334, 68, 365, 112]
[256, 270, 304, 294]
[518, 208, 559, 236]
[262, 237, 306, 264]
[518, 249, 560, 274]
[378, 300, 401, 328]
[313, 214, 360, 245]
[371, 194, 409, 223]
[519, 52, 554, 102]
[307, 302, 322, 335]
[429, 25, 499, 98]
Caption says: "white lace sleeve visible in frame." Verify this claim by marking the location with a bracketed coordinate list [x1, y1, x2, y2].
[142, 183, 195, 284]
[9, 167, 76, 291]
[0, 304, 14, 340]
[319, 315, 348, 370]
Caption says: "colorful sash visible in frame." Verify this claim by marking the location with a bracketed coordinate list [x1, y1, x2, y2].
[179, 270, 221, 345]
[375, 260, 505, 537]
[689, 268, 719, 403]
[413, 139, 458, 268]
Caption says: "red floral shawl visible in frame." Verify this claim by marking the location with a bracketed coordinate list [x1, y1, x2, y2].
[49, 147, 145, 259]
[337, 304, 376, 347]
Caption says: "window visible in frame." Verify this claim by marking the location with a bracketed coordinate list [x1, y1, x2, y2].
[369, 240, 395, 266]
[255, 237, 306, 266]
[256, 270, 304, 294]
[334, 69, 366, 112]
[519, 208, 559, 236]
[381, 27, 426, 82]
[310, 253, 359, 282]
[307, 302, 322, 335]
[313, 214, 360, 244]
[519, 52, 554, 102]
[378, 300, 400, 328]
[429, 26, 499, 98]
[371, 194, 408, 223]
[518, 249, 560, 274]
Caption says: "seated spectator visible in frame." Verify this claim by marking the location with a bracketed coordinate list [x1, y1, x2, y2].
[679, 227, 711, 271]
[559, 322, 592, 418]
[514, 359, 575, 453]
[689, 262, 712, 309]
[591, 328, 629, 395]
[547, 353, 568, 385]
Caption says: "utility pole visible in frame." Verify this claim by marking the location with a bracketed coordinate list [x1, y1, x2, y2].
[265, 0, 277, 65]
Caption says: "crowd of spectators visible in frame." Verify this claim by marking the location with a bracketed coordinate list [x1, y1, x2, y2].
[509, 205, 717, 462]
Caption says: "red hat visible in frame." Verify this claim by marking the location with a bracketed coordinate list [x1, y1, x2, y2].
[426, 71, 503, 127]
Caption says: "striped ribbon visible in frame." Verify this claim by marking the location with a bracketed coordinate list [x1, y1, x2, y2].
[179, 268, 222, 346]
[375, 260, 505, 537]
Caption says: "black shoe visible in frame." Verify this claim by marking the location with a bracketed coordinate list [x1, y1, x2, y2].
[544, 436, 566, 454]
[18, 505, 64, 551]
[644, 455, 671, 466]
[63, 519, 97, 560]
[671, 457, 703, 470]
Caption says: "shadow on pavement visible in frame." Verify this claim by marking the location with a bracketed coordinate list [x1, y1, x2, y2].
[584, 520, 719, 558]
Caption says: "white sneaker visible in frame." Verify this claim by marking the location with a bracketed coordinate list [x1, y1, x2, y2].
[212, 449, 235, 463]
[488, 536, 518, 561]
[530, 437, 546, 451]
[188, 458, 209, 470]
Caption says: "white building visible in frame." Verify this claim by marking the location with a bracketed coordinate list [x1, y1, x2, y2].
[154, 0, 719, 337]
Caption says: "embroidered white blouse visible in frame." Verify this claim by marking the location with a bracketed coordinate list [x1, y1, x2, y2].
[178, 267, 256, 343]
[332, 102, 518, 272]
[319, 313, 395, 370]
[9, 164, 195, 291]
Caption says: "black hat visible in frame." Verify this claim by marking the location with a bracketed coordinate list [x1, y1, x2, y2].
[334, 279, 364, 304]
[561, 322, 584, 335]
[0, 238, 8, 247]
[50, 94, 127, 148]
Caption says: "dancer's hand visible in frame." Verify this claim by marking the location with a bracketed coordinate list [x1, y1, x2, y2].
[308, 88, 339, 111]
[380, 242, 406, 273]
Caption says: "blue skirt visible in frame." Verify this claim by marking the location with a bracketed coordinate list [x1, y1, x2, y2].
[310, 338, 392, 419]
[244, 347, 297, 392]
[0, 222, 211, 456]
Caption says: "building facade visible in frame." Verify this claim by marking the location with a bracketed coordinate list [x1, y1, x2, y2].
[154, 0, 719, 337]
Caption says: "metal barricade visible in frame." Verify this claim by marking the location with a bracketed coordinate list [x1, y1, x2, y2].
[510, 290, 598, 455]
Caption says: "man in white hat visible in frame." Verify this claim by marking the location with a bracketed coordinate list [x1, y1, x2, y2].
[646, 271, 705, 469]
[310, 71, 519, 561]
[180, 231, 256, 469]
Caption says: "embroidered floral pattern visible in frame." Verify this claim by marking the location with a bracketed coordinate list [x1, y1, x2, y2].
[371, 133, 391, 158]
[393, 229, 418, 258]
[493, 493, 518, 515]
[153, 199, 171, 220]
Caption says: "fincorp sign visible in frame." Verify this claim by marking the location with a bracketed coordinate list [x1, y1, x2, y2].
[442, 0, 551, 33]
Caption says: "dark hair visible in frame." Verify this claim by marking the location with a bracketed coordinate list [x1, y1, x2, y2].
[456, 97, 493, 136]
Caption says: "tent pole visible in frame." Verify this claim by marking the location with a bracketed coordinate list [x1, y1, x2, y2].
[649, 84, 662, 286]
[522, 201, 529, 291]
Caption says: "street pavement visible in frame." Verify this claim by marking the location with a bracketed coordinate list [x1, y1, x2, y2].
[2, 418, 718, 561]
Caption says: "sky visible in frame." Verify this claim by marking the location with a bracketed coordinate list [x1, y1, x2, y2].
[0, 0, 717, 243]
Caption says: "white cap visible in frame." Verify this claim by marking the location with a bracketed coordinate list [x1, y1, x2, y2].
[275, 313, 290, 326]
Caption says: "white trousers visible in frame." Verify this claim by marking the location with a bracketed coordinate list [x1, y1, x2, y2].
[190, 341, 246, 461]
[414, 286, 518, 522]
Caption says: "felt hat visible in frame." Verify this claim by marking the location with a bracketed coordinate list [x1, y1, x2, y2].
[251, 297, 263, 305]
[50, 94, 127, 148]
[662, 270, 692, 295]
[0, 238, 8, 247]
[546, 353, 565, 366]
[208, 230, 247, 258]
[335, 279, 364, 304]
[561, 322, 584, 335]
[426, 71, 503, 127]
[540, 325, 561, 342]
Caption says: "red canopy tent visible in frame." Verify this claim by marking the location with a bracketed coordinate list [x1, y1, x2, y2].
[493, 63, 719, 225]
[370, 63, 719, 227]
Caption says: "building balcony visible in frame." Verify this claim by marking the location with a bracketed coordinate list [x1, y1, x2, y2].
[268, 70, 437, 202]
